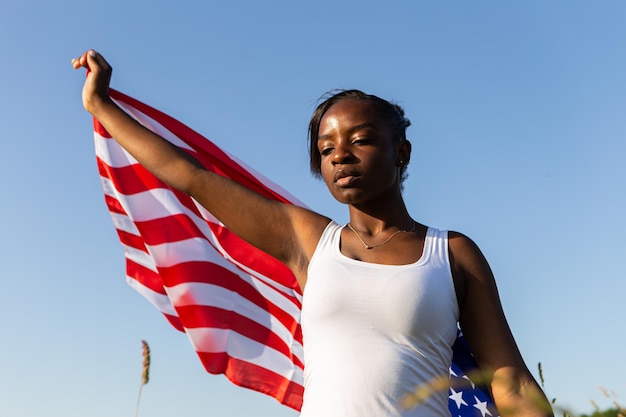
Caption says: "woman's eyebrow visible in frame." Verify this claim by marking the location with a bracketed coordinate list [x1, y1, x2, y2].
[318, 123, 379, 141]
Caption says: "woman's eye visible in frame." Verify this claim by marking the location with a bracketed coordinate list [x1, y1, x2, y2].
[320, 147, 334, 156]
[353, 137, 370, 145]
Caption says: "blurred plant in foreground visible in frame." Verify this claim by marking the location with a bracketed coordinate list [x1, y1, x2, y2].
[579, 386, 625, 417]
[401, 362, 569, 416]
[539, 364, 624, 417]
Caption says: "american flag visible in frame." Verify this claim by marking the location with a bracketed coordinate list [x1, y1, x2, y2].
[93, 89, 498, 416]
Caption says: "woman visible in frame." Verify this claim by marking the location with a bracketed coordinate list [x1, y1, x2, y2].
[73, 50, 552, 417]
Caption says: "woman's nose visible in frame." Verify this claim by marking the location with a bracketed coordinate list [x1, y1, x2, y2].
[331, 142, 356, 164]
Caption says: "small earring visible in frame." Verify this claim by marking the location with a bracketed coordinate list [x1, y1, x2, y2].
[398, 160, 404, 166]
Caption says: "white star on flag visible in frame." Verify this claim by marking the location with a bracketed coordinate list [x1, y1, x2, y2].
[473, 395, 493, 417]
[449, 388, 468, 409]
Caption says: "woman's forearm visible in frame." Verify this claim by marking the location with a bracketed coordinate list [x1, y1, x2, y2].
[92, 98, 205, 194]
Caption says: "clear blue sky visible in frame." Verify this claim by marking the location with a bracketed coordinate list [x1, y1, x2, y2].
[1, 1, 624, 416]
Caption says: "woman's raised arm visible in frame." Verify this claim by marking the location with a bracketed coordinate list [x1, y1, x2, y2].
[72, 50, 328, 287]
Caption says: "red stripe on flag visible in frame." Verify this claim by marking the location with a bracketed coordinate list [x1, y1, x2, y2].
[207, 222, 299, 292]
[104, 194, 126, 215]
[176, 305, 303, 370]
[197, 352, 304, 409]
[134, 214, 206, 245]
[94, 118, 111, 138]
[162, 314, 184, 332]
[159, 261, 302, 337]
[126, 260, 165, 295]
[116, 229, 148, 253]
[98, 158, 170, 196]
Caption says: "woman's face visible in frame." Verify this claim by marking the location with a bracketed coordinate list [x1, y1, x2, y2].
[317, 99, 409, 205]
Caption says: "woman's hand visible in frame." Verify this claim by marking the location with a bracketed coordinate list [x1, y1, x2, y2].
[71, 50, 113, 115]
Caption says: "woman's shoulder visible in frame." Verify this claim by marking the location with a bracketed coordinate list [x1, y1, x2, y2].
[446, 230, 484, 259]
[444, 230, 485, 269]
[446, 230, 494, 293]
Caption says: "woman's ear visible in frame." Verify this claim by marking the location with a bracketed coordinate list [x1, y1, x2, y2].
[396, 139, 412, 166]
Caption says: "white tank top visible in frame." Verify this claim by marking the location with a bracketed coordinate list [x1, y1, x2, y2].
[300, 221, 459, 417]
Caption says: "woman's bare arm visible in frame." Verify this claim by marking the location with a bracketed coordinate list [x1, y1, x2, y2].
[72, 50, 328, 286]
[450, 232, 553, 417]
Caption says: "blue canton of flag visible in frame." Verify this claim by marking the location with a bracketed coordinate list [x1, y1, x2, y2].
[448, 331, 500, 417]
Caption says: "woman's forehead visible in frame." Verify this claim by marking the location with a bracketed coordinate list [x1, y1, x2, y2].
[319, 99, 384, 129]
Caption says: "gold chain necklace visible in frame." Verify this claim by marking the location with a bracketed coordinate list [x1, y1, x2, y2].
[346, 221, 416, 250]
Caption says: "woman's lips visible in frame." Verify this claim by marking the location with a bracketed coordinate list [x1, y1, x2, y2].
[334, 169, 359, 186]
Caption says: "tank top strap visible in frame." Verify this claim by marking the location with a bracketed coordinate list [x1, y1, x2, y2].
[421, 228, 450, 268]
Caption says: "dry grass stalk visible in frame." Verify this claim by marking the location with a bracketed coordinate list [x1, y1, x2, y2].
[539, 362, 546, 388]
[135, 340, 151, 417]
[401, 368, 495, 410]
[141, 340, 150, 385]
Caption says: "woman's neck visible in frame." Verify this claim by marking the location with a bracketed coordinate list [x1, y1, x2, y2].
[347, 199, 414, 234]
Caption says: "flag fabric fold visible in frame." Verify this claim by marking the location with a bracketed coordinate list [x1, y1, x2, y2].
[93, 89, 498, 416]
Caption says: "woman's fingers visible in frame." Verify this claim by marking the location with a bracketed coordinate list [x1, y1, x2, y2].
[71, 50, 108, 70]
[71, 55, 82, 69]
[71, 51, 89, 69]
